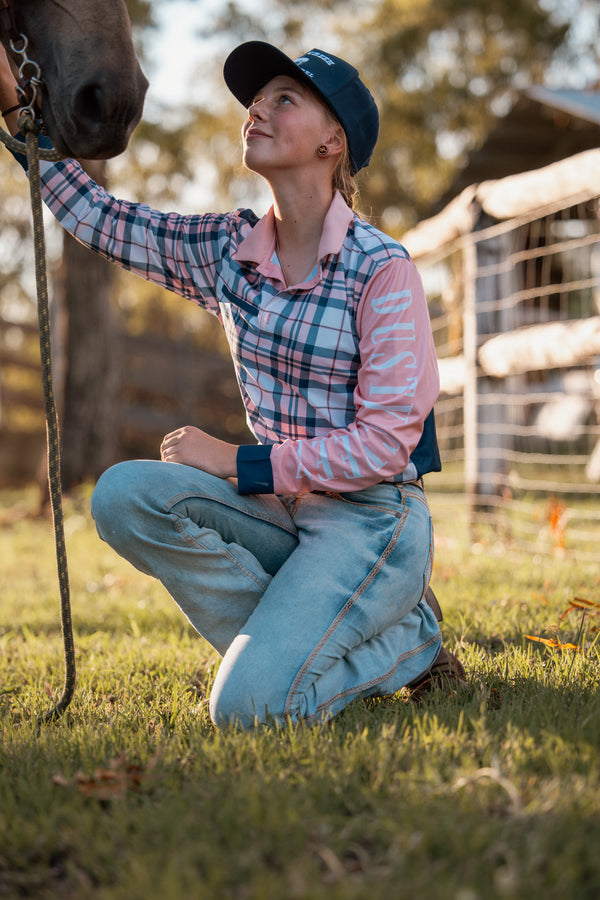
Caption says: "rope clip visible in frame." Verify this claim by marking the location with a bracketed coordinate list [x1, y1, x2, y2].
[9, 32, 44, 121]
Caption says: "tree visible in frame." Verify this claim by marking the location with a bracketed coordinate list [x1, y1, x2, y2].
[53, 161, 121, 486]
[359, 0, 570, 226]
[55, 1, 155, 487]
[204, 0, 579, 230]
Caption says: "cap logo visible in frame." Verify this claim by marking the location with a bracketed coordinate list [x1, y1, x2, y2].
[307, 50, 335, 66]
[294, 56, 310, 65]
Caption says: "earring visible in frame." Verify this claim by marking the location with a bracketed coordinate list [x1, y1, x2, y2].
[317, 145, 328, 157]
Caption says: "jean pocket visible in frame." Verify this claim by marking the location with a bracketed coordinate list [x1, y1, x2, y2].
[333, 483, 406, 514]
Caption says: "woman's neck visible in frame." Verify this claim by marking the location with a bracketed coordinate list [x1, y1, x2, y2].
[270, 178, 334, 262]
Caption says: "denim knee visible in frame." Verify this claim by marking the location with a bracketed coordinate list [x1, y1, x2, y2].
[91, 460, 140, 545]
[209, 659, 286, 729]
[209, 674, 262, 729]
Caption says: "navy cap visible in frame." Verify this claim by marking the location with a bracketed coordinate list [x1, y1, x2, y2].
[223, 41, 379, 175]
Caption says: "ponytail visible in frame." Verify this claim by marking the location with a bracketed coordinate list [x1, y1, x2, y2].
[319, 98, 359, 211]
[332, 144, 358, 210]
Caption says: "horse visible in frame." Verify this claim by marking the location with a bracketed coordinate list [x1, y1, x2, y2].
[0, 0, 148, 159]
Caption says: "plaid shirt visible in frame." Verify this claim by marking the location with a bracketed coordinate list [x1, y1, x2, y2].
[38, 157, 440, 494]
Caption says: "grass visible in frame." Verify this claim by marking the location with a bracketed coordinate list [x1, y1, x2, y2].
[1, 484, 600, 899]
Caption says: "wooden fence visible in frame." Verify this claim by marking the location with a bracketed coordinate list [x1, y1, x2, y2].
[403, 149, 600, 561]
[118, 330, 250, 457]
[0, 317, 46, 485]
[0, 317, 250, 486]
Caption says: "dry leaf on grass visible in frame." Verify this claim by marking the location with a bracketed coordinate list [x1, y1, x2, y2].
[524, 635, 582, 652]
[53, 751, 157, 800]
[559, 596, 600, 621]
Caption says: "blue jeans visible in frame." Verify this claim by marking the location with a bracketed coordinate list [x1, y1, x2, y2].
[91, 461, 441, 727]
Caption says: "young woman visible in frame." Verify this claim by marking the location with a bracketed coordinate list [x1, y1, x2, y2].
[1, 41, 465, 726]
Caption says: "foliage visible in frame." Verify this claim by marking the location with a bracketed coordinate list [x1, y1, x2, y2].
[0, 0, 158, 351]
[1, 0, 591, 362]
[1, 486, 600, 898]
[360, 0, 569, 224]
[201, 0, 578, 230]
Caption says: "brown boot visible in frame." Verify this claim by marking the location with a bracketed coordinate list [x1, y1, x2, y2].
[406, 645, 466, 703]
[424, 585, 443, 621]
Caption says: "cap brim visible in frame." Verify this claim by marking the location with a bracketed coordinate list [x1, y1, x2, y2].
[224, 41, 322, 108]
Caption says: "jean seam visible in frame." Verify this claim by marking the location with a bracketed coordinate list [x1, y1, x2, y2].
[308, 631, 442, 721]
[399, 483, 430, 509]
[170, 514, 270, 592]
[283, 507, 408, 717]
[419, 517, 434, 599]
[163, 488, 297, 535]
[280, 494, 302, 518]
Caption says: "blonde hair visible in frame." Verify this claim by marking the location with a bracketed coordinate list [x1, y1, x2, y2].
[332, 140, 358, 210]
[320, 104, 358, 210]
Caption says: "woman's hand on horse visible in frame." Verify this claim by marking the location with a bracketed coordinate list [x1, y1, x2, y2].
[161, 426, 239, 479]
[0, 45, 20, 134]
[0, 45, 17, 95]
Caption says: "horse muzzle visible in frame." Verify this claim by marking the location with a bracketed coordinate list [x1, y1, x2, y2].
[43, 66, 149, 159]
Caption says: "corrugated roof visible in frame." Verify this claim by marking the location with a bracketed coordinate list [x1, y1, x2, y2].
[526, 86, 600, 125]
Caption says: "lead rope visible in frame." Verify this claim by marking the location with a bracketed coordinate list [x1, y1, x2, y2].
[0, 110, 76, 726]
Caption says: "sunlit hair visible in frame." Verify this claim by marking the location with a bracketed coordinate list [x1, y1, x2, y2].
[332, 137, 358, 211]
[320, 103, 359, 210]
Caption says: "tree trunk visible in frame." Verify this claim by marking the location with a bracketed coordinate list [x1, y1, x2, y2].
[53, 159, 121, 489]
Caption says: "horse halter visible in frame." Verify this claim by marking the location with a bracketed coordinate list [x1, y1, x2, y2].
[0, 0, 17, 42]
[0, 0, 44, 120]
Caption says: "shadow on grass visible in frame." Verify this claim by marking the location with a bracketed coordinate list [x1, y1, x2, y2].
[351, 658, 600, 765]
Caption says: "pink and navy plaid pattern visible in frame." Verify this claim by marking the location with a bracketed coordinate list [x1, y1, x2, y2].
[38, 157, 440, 494]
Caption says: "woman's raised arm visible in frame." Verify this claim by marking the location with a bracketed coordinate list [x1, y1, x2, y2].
[0, 44, 20, 135]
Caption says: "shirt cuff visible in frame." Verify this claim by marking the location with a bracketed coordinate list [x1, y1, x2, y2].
[236, 444, 274, 494]
[11, 130, 55, 172]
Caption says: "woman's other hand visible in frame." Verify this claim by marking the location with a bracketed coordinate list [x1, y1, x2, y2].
[161, 426, 238, 479]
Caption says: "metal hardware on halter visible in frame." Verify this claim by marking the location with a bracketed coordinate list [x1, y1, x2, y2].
[0, 4, 62, 160]
[0, 0, 44, 122]
[10, 33, 43, 120]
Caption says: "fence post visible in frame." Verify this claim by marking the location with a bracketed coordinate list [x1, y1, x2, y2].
[462, 237, 478, 527]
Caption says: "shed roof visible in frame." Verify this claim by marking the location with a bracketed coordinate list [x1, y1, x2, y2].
[526, 86, 600, 126]
[434, 87, 600, 212]
[402, 147, 600, 260]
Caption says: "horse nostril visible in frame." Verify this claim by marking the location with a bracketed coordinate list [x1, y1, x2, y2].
[71, 75, 144, 138]
[73, 82, 105, 126]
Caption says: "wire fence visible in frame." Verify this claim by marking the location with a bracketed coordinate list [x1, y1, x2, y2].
[417, 190, 600, 563]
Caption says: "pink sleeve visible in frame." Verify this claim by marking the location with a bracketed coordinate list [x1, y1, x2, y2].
[269, 257, 440, 493]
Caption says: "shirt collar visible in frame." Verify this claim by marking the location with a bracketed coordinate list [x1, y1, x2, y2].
[233, 190, 354, 277]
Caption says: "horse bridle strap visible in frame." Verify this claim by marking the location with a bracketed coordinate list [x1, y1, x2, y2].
[0, 0, 45, 117]
[0, 0, 19, 43]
